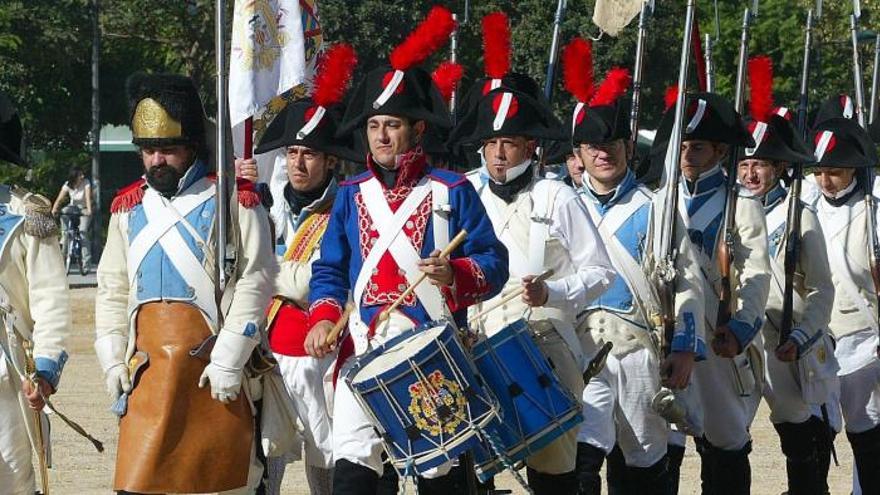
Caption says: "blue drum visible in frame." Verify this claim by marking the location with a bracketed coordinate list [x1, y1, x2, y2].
[345, 320, 498, 475]
[471, 319, 583, 479]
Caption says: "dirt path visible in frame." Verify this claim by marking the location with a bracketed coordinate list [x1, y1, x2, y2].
[46, 287, 855, 494]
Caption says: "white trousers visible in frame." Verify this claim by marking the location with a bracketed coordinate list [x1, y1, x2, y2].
[692, 339, 762, 450]
[839, 359, 880, 434]
[578, 348, 668, 467]
[0, 353, 35, 495]
[276, 353, 335, 468]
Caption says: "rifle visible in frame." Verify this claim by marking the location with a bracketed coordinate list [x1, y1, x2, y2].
[779, 10, 814, 347]
[656, 0, 697, 357]
[716, 6, 754, 328]
[629, 1, 652, 160]
[851, 10, 880, 356]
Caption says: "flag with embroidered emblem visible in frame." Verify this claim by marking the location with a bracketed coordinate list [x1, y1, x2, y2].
[229, 0, 323, 185]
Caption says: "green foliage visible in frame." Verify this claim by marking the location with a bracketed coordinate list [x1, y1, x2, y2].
[3, 0, 880, 196]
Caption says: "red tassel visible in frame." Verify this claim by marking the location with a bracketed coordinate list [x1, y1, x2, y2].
[313, 44, 358, 108]
[389, 6, 456, 71]
[432, 61, 464, 102]
[482, 12, 510, 79]
[562, 37, 593, 103]
[110, 179, 146, 213]
[664, 85, 679, 111]
[748, 55, 774, 122]
[590, 67, 631, 108]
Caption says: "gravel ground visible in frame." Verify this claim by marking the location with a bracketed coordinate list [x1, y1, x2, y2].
[42, 287, 856, 494]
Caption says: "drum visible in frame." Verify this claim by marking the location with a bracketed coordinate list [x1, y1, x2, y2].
[345, 320, 498, 475]
[471, 319, 583, 479]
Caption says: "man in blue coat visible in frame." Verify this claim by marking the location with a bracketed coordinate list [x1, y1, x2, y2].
[303, 9, 509, 495]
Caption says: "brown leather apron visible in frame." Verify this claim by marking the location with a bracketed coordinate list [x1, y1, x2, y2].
[114, 301, 253, 493]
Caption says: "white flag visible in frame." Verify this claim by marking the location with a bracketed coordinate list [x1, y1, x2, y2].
[229, 0, 323, 190]
[592, 0, 644, 37]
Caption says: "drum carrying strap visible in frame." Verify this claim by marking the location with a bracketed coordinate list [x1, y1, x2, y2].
[430, 180, 450, 252]
[355, 177, 444, 321]
[526, 180, 555, 276]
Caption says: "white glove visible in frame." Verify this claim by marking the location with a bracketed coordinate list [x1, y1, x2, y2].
[198, 363, 242, 403]
[198, 329, 258, 403]
[105, 363, 132, 401]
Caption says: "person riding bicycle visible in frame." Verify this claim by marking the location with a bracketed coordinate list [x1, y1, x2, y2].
[51, 167, 92, 268]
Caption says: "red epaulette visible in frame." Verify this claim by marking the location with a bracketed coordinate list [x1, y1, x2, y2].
[110, 178, 147, 214]
[206, 175, 263, 209]
[236, 177, 261, 209]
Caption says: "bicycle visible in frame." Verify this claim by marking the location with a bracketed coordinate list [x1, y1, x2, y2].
[60, 205, 88, 276]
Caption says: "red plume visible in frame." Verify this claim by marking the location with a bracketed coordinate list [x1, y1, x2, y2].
[432, 61, 464, 101]
[562, 37, 593, 103]
[664, 85, 679, 111]
[389, 6, 456, 71]
[482, 12, 510, 79]
[312, 44, 358, 107]
[748, 55, 774, 122]
[590, 67, 631, 107]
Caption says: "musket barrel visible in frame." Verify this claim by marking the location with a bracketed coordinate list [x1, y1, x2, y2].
[851, 14, 868, 129]
[704, 33, 715, 92]
[734, 8, 752, 113]
[797, 10, 813, 139]
[630, 2, 650, 148]
[870, 34, 880, 124]
[543, 0, 567, 102]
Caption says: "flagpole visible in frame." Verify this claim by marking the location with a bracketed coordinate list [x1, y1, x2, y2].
[215, 0, 229, 311]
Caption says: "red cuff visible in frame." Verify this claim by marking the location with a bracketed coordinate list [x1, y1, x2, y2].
[443, 258, 489, 312]
[309, 298, 343, 328]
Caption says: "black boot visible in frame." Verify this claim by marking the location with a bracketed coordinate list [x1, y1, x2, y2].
[774, 421, 821, 495]
[666, 444, 685, 495]
[622, 455, 669, 495]
[576, 442, 606, 495]
[527, 467, 578, 495]
[334, 459, 381, 495]
[606, 445, 626, 495]
[846, 423, 880, 494]
[694, 437, 715, 494]
[711, 441, 752, 495]
[417, 461, 470, 494]
[810, 415, 835, 495]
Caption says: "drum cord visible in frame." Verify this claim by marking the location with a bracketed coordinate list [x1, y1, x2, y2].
[475, 425, 534, 495]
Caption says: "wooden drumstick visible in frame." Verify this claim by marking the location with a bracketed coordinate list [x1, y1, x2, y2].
[467, 268, 555, 324]
[377, 229, 469, 323]
[324, 303, 354, 347]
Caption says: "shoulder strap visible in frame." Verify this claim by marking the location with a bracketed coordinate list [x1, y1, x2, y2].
[431, 179, 450, 252]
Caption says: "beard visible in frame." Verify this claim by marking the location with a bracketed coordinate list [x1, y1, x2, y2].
[145, 164, 184, 197]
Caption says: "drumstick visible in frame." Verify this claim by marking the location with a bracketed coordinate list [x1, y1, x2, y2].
[377, 230, 469, 323]
[324, 303, 354, 347]
[467, 268, 555, 324]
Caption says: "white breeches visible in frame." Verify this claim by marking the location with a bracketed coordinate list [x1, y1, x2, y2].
[839, 359, 880, 434]
[276, 353, 335, 468]
[0, 355, 35, 495]
[693, 340, 762, 450]
[578, 348, 668, 467]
